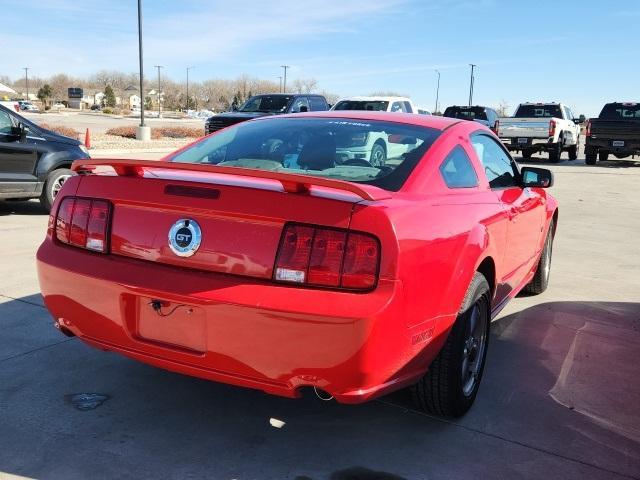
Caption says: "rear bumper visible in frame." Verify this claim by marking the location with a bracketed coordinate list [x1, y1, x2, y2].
[585, 137, 640, 156]
[37, 239, 443, 403]
[500, 137, 554, 151]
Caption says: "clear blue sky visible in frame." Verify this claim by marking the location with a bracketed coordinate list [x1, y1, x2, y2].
[1, 0, 637, 116]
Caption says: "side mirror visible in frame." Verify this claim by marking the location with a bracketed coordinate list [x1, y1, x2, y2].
[521, 166, 553, 188]
[575, 114, 586, 124]
[299, 105, 308, 113]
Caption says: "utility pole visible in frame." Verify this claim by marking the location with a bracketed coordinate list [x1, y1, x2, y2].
[136, 0, 150, 140]
[186, 66, 194, 111]
[154, 65, 163, 117]
[22, 67, 29, 100]
[468, 64, 476, 107]
[277, 76, 282, 93]
[434, 70, 440, 114]
[280, 65, 290, 93]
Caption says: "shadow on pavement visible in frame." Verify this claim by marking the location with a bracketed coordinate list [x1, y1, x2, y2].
[516, 155, 640, 168]
[0, 297, 638, 479]
[0, 199, 47, 216]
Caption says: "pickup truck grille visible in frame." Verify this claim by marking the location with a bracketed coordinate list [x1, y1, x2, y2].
[205, 117, 247, 134]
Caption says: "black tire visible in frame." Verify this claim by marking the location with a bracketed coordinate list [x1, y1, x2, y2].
[412, 272, 491, 417]
[523, 220, 554, 295]
[548, 142, 562, 163]
[568, 144, 578, 160]
[521, 150, 533, 160]
[40, 168, 73, 212]
[599, 151, 609, 162]
[370, 142, 387, 167]
[585, 153, 597, 165]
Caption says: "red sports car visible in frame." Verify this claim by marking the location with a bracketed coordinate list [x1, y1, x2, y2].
[37, 112, 557, 417]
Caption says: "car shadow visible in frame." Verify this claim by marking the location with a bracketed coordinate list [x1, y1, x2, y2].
[0, 298, 638, 479]
[0, 199, 47, 216]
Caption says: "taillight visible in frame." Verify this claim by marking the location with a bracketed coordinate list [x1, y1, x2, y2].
[549, 119, 556, 138]
[54, 196, 111, 253]
[274, 224, 380, 291]
[586, 120, 592, 137]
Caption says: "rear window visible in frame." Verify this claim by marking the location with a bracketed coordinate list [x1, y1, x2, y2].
[443, 107, 487, 121]
[333, 100, 389, 112]
[514, 104, 562, 118]
[599, 103, 640, 119]
[168, 117, 441, 191]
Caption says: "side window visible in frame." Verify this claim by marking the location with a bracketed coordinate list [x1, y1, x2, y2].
[290, 97, 310, 113]
[471, 134, 519, 189]
[439, 146, 479, 188]
[308, 97, 327, 111]
[0, 110, 14, 135]
[403, 101, 414, 113]
[390, 102, 406, 113]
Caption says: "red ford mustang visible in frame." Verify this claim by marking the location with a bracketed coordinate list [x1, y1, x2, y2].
[37, 112, 557, 417]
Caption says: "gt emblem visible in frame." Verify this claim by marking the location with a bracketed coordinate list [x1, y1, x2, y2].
[168, 219, 202, 257]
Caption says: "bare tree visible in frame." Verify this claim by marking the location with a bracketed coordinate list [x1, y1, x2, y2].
[291, 77, 319, 94]
[496, 99, 510, 117]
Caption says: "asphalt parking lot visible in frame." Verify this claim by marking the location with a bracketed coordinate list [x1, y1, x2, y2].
[0, 153, 639, 479]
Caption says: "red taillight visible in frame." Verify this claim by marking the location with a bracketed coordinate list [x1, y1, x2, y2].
[586, 120, 592, 137]
[54, 196, 111, 253]
[549, 119, 556, 138]
[274, 224, 380, 291]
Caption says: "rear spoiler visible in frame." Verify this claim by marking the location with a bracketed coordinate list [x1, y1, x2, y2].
[71, 159, 390, 202]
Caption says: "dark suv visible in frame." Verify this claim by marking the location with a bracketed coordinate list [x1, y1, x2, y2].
[443, 105, 499, 132]
[205, 94, 329, 134]
[0, 105, 89, 211]
[585, 102, 640, 165]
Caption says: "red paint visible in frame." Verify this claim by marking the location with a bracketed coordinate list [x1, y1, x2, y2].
[37, 112, 557, 403]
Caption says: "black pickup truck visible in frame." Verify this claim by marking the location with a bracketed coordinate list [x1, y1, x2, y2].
[0, 105, 89, 211]
[205, 94, 329, 134]
[585, 102, 640, 165]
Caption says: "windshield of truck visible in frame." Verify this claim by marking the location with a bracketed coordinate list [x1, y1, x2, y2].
[443, 107, 487, 121]
[599, 103, 640, 119]
[168, 117, 441, 191]
[333, 100, 390, 112]
[239, 96, 293, 113]
[514, 105, 562, 118]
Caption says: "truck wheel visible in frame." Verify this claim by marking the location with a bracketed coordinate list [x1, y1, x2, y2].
[585, 153, 597, 165]
[523, 220, 554, 295]
[548, 143, 561, 163]
[568, 144, 578, 160]
[370, 142, 387, 167]
[40, 168, 73, 212]
[411, 272, 490, 417]
[599, 151, 609, 162]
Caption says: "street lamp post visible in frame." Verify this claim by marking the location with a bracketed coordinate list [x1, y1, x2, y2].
[468, 64, 476, 107]
[434, 70, 440, 114]
[154, 65, 163, 118]
[136, 0, 150, 140]
[22, 67, 29, 100]
[186, 66, 194, 112]
[277, 76, 282, 93]
[280, 65, 290, 93]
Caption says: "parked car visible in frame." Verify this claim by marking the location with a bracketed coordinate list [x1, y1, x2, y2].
[497, 102, 584, 161]
[331, 96, 420, 165]
[205, 94, 329, 134]
[90, 104, 102, 111]
[331, 96, 418, 114]
[18, 101, 39, 112]
[37, 112, 557, 418]
[443, 105, 499, 132]
[585, 102, 640, 165]
[417, 108, 432, 115]
[0, 104, 89, 211]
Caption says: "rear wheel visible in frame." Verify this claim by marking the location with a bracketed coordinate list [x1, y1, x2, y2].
[599, 151, 609, 162]
[40, 168, 73, 212]
[568, 143, 578, 160]
[523, 220, 554, 295]
[370, 142, 387, 167]
[412, 272, 490, 417]
[521, 150, 533, 160]
[548, 142, 562, 163]
[585, 153, 597, 165]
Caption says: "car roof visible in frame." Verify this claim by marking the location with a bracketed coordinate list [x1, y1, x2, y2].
[260, 110, 461, 130]
[336, 96, 412, 102]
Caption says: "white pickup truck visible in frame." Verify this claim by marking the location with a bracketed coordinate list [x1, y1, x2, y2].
[497, 102, 584, 162]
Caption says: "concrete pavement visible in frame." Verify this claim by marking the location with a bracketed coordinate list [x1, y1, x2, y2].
[0, 154, 638, 479]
